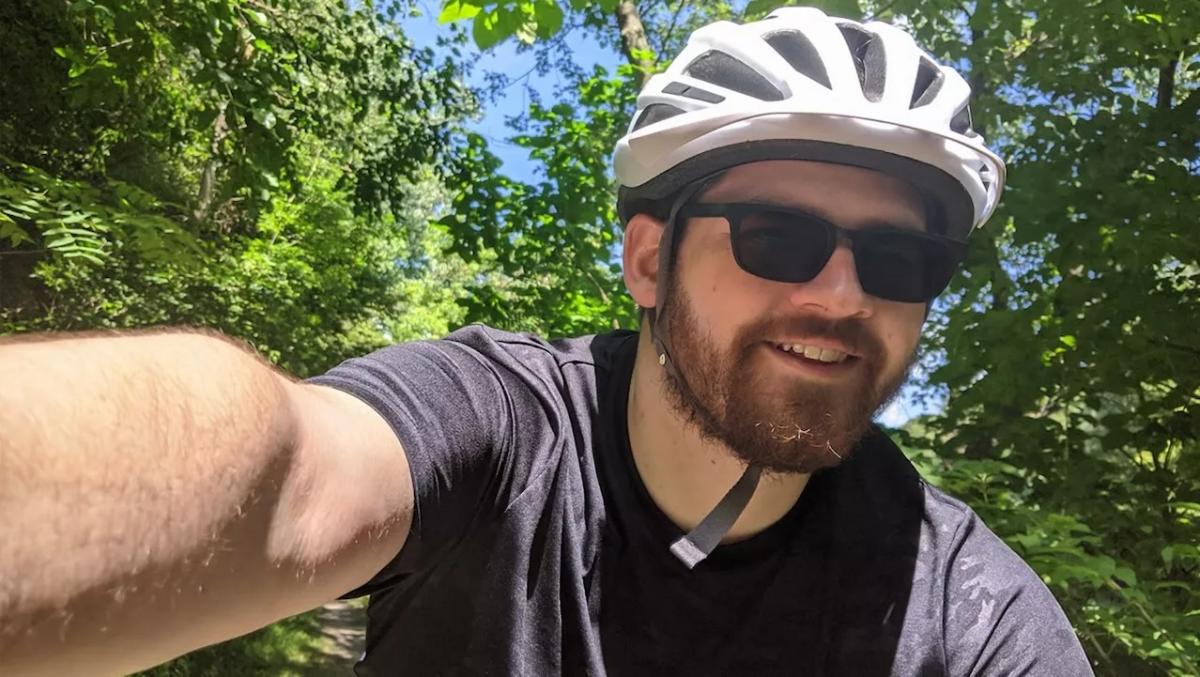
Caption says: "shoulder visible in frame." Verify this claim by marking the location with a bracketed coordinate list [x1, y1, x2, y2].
[438, 324, 637, 389]
[915, 479, 1094, 675]
[443, 324, 633, 366]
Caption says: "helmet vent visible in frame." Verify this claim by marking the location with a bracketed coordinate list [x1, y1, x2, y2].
[837, 23, 887, 102]
[764, 30, 831, 89]
[910, 56, 944, 108]
[684, 50, 785, 101]
[663, 81, 726, 104]
[632, 103, 687, 131]
[949, 105, 973, 134]
[978, 163, 994, 189]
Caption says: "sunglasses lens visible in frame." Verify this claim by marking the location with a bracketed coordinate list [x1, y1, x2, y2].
[732, 209, 832, 283]
[856, 231, 962, 303]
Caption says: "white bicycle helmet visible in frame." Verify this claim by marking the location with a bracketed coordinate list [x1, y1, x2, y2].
[614, 6, 1006, 240]
[619, 7, 1007, 569]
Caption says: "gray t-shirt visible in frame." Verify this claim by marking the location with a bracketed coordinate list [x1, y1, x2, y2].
[308, 325, 1094, 676]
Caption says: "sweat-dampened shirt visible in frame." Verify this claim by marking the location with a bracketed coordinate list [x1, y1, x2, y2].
[306, 325, 1094, 676]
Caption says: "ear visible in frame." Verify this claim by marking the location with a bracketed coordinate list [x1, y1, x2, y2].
[622, 212, 665, 310]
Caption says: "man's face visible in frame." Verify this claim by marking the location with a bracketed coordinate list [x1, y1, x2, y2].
[658, 160, 929, 474]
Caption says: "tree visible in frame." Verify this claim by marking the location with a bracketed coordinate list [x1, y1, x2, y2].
[0, 0, 478, 375]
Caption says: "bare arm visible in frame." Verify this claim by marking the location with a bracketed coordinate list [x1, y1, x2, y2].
[0, 329, 412, 676]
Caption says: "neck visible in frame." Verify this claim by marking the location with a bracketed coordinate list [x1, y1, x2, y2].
[626, 329, 810, 542]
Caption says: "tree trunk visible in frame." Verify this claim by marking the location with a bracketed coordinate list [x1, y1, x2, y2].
[193, 101, 228, 226]
[615, 1, 654, 86]
[1156, 57, 1178, 112]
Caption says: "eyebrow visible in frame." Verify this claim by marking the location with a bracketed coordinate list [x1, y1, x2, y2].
[700, 189, 928, 232]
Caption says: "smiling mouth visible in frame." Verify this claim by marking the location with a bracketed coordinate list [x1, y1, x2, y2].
[767, 341, 858, 366]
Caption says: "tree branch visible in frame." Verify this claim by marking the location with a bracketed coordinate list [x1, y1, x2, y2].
[656, 0, 689, 64]
[1148, 338, 1200, 359]
[583, 267, 621, 330]
[1156, 56, 1178, 112]
[1106, 579, 1199, 676]
[1079, 626, 1115, 674]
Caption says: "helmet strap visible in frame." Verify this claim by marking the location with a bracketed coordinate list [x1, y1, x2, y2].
[642, 170, 763, 569]
[648, 171, 726, 379]
[670, 465, 763, 568]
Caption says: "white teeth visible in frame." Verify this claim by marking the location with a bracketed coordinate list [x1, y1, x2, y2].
[774, 343, 849, 363]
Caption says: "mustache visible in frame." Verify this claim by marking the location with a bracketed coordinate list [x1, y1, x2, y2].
[737, 313, 884, 360]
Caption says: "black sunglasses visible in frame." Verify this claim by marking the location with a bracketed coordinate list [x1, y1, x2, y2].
[676, 202, 968, 303]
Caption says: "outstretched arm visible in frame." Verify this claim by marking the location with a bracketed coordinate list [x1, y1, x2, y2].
[0, 329, 412, 676]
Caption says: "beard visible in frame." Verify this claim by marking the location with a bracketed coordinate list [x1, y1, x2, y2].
[657, 277, 915, 475]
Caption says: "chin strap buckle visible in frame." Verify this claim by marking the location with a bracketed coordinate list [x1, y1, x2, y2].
[669, 465, 763, 569]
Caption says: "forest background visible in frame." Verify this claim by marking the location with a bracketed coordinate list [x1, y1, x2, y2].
[0, 0, 1196, 674]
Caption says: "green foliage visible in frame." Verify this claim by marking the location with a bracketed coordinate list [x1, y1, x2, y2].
[743, 0, 859, 19]
[132, 610, 327, 677]
[441, 67, 639, 336]
[438, 0, 568, 49]
[0, 0, 477, 375]
[3, 0, 468, 220]
[0, 157, 201, 265]
[886, 0, 1200, 672]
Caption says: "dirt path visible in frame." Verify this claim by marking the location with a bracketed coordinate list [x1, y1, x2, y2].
[300, 599, 366, 676]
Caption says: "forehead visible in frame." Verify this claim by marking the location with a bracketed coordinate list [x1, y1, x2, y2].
[701, 160, 929, 231]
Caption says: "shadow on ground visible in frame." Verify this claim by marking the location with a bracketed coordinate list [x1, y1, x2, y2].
[302, 599, 367, 676]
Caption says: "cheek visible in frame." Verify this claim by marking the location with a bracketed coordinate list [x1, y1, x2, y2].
[876, 303, 925, 363]
[676, 233, 767, 338]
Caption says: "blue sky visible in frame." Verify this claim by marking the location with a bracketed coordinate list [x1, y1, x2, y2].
[403, 6, 622, 181]
[400, 6, 931, 426]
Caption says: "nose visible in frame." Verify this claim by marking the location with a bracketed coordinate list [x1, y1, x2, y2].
[787, 243, 872, 319]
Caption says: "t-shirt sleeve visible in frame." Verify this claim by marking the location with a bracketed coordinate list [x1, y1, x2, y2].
[305, 329, 559, 597]
[942, 512, 1095, 676]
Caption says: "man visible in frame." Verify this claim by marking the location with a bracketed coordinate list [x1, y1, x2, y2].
[0, 7, 1092, 676]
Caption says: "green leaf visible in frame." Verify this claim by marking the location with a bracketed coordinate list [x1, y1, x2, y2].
[58, 212, 91, 224]
[1171, 502, 1200, 517]
[0, 217, 33, 246]
[438, 0, 483, 23]
[244, 8, 269, 27]
[744, 0, 778, 17]
[533, 0, 564, 39]
[596, 0, 619, 12]
[515, 23, 537, 45]
[1112, 567, 1137, 587]
[812, 0, 860, 16]
[472, 9, 520, 50]
[65, 249, 105, 265]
